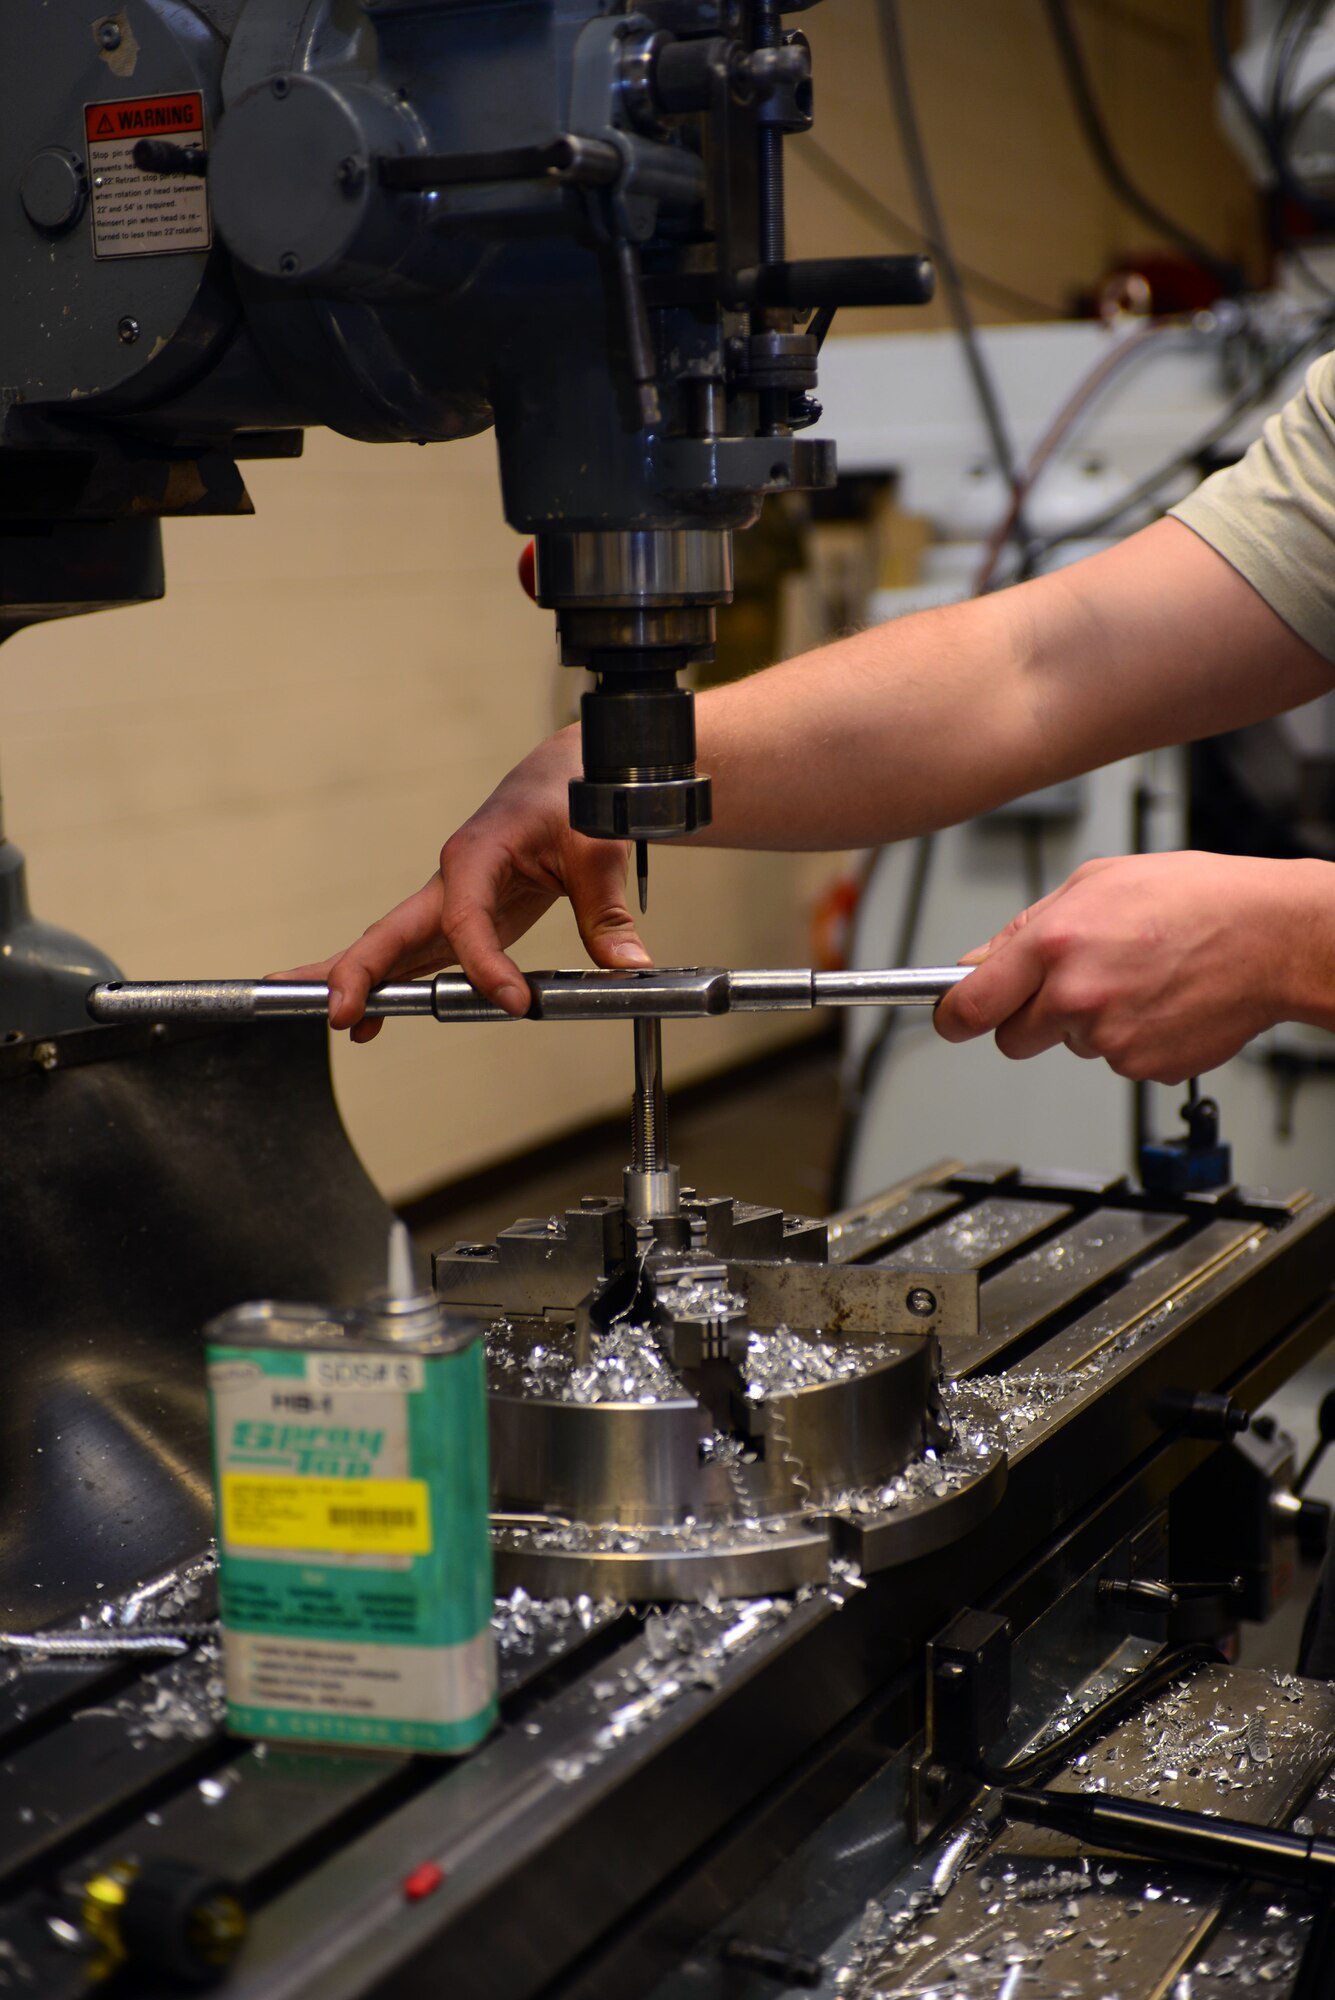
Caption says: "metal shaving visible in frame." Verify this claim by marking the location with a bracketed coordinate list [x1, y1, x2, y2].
[880, 1206, 1041, 1266]
[78, 1640, 226, 1747]
[1181, 1898, 1315, 1994]
[0, 1553, 221, 1662]
[491, 1587, 617, 1659]
[963, 1297, 1190, 1434]
[1011, 1643, 1161, 1763]
[0, 1628, 209, 1658]
[967, 1369, 1095, 1440]
[494, 1510, 811, 1560]
[830, 1817, 992, 1994]
[654, 1274, 747, 1324]
[821, 1391, 1004, 1521]
[101, 1552, 217, 1629]
[546, 1595, 794, 1787]
[487, 1318, 685, 1406]
[742, 1327, 892, 1402]
[831, 1848, 1199, 1998]
[1065, 1669, 1327, 1804]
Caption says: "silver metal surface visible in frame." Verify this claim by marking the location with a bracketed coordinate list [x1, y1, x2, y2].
[490, 1520, 832, 1601]
[624, 1166, 681, 1225]
[825, 1178, 963, 1264]
[872, 1196, 1069, 1274]
[533, 528, 735, 608]
[951, 1207, 1186, 1377]
[727, 1256, 978, 1343]
[88, 964, 972, 1025]
[625, 1017, 682, 1223]
[85, 979, 434, 1022]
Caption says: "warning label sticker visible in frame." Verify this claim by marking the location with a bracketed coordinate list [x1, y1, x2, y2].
[83, 92, 211, 260]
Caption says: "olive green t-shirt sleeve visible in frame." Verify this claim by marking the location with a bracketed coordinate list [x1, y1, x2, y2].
[1169, 350, 1335, 666]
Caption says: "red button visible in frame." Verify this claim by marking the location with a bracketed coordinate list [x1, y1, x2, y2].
[402, 1862, 444, 1902]
[518, 540, 537, 602]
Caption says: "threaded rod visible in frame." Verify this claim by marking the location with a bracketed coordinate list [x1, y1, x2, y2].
[631, 1016, 667, 1173]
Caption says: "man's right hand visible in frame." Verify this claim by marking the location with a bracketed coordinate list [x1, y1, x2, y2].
[282, 728, 652, 1041]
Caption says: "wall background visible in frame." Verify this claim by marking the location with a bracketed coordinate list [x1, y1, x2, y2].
[0, 1, 1257, 1202]
[792, 1, 1258, 330]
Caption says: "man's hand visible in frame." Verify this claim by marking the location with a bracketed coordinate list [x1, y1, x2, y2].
[280, 729, 651, 1041]
[934, 851, 1316, 1083]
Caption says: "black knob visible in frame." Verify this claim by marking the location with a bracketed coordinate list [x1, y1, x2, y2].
[119, 1859, 246, 1987]
[1154, 1389, 1249, 1440]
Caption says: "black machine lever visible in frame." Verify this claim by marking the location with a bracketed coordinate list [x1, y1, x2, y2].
[731, 253, 935, 309]
[1154, 1388, 1249, 1440]
[376, 136, 623, 192]
[132, 139, 208, 177]
[1099, 1575, 1245, 1617]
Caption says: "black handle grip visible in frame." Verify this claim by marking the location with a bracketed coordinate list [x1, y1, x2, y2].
[735, 254, 935, 309]
[132, 138, 208, 177]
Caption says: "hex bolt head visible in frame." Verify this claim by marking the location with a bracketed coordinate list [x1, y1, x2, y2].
[906, 1287, 938, 1318]
[117, 315, 140, 344]
[98, 19, 123, 49]
[336, 154, 366, 191]
[32, 1042, 58, 1071]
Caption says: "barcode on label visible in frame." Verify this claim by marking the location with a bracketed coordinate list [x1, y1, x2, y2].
[328, 1507, 418, 1528]
[221, 1472, 432, 1556]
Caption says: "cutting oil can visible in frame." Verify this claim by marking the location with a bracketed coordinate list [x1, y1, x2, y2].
[205, 1236, 496, 1754]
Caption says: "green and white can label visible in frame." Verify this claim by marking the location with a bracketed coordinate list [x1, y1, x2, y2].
[208, 1342, 496, 1754]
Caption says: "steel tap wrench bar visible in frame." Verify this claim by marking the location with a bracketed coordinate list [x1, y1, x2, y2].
[87, 965, 972, 1026]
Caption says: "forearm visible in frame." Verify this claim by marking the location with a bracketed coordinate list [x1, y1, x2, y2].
[690, 519, 1335, 851]
[692, 585, 1045, 849]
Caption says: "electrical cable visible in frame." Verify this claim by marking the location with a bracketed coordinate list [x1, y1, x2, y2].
[1267, 0, 1311, 116]
[831, 2, 1032, 1207]
[874, 0, 1027, 507]
[1286, 233, 1335, 305]
[793, 136, 1064, 322]
[972, 315, 1195, 594]
[1261, 3, 1335, 297]
[1043, 0, 1245, 296]
[1029, 305, 1335, 561]
[1210, 0, 1335, 231]
[1269, 0, 1324, 131]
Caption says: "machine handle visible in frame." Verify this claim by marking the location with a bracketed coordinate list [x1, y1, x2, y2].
[733, 255, 936, 309]
[87, 965, 971, 1025]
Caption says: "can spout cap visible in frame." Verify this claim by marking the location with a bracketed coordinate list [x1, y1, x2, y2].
[388, 1220, 416, 1305]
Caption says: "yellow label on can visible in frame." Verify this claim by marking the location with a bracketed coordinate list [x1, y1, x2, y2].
[221, 1473, 433, 1556]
